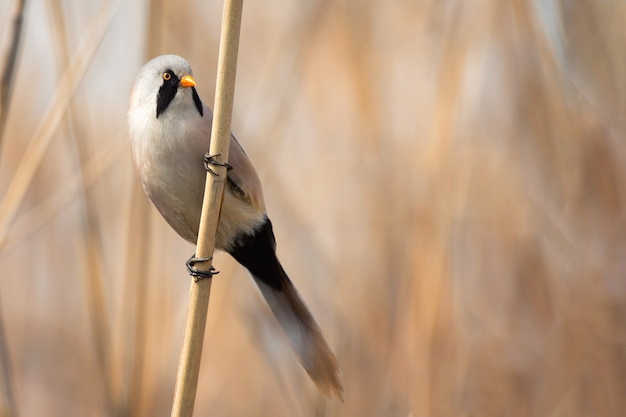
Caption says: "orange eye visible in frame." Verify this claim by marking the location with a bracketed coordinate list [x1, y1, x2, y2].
[163, 72, 171, 81]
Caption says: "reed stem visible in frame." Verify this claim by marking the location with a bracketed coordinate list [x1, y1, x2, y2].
[170, 0, 244, 415]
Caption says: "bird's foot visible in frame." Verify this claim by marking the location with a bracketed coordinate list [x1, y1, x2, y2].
[203, 153, 232, 176]
[186, 255, 219, 281]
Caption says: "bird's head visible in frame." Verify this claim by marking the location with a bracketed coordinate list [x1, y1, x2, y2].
[130, 54, 204, 121]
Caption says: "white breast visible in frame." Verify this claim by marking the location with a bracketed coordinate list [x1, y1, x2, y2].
[128, 94, 266, 250]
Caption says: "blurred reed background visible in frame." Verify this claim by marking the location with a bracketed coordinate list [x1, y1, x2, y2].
[0, 0, 625, 416]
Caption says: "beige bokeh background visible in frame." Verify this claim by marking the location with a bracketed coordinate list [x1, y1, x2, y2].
[0, 1, 625, 416]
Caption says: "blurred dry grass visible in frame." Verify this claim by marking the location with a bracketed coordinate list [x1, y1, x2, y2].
[0, 0, 625, 416]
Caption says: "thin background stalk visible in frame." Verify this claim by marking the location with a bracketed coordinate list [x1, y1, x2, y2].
[0, 296, 17, 417]
[119, 1, 166, 415]
[0, 0, 27, 152]
[0, 1, 27, 415]
[44, 1, 120, 415]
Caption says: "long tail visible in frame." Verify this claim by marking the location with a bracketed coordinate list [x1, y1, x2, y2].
[253, 268, 344, 399]
[228, 218, 343, 399]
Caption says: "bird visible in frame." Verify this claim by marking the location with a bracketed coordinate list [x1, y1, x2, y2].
[127, 54, 343, 399]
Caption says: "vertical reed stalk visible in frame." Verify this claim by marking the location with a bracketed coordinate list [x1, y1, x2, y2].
[121, 182, 151, 417]
[0, 297, 17, 417]
[0, 1, 27, 415]
[119, 1, 166, 415]
[0, 0, 27, 152]
[170, 0, 244, 415]
[44, 1, 119, 414]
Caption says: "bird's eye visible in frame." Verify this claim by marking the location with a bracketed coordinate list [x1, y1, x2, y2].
[162, 72, 171, 81]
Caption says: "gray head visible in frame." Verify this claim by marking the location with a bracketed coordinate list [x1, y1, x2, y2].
[130, 54, 204, 119]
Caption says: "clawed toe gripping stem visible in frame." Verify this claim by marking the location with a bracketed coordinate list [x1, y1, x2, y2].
[186, 255, 219, 281]
[203, 153, 232, 176]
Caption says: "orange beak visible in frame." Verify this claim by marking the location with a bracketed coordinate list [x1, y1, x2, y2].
[179, 75, 197, 88]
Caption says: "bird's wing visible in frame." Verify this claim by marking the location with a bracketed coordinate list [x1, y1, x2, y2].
[227, 134, 266, 213]
[199, 105, 265, 213]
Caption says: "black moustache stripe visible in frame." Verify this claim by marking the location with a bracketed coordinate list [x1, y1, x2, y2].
[192, 87, 204, 117]
[156, 70, 204, 118]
